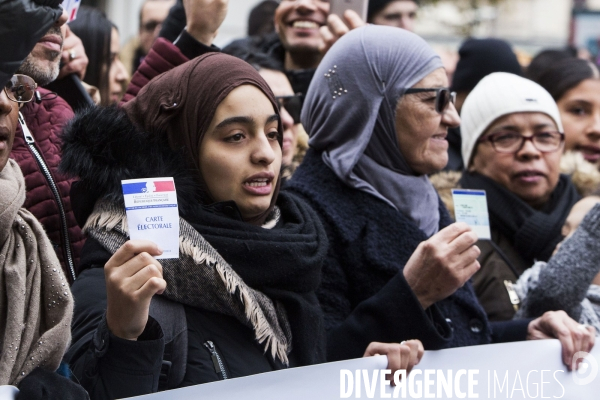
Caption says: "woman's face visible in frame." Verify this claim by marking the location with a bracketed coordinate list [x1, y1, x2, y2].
[395, 68, 460, 175]
[108, 27, 129, 104]
[200, 85, 282, 220]
[0, 89, 19, 171]
[471, 112, 562, 208]
[557, 78, 600, 165]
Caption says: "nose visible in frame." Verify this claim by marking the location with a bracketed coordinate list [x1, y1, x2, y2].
[295, 0, 318, 12]
[115, 60, 130, 83]
[280, 107, 294, 131]
[55, 9, 68, 27]
[251, 132, 278, 166]
[515, 136, 542, 160]
[585, 111, 600, 141]
[442, 102, 460, 128]
[0, 91, 12, 116]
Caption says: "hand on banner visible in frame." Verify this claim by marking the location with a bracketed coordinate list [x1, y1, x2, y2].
[319, 10, 365, 55]
[184, 0, 229, 46]
[58, 25, 88, 80]
[105, 240, 166, 340]
[527, 310, 596, 371]
[363, 340, 424, 385]
[403, 222, 480, 310]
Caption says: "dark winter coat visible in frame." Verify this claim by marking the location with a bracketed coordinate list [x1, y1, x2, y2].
[287, 149, 531, 360]
[11, 89, 85, 282]
[0, 0, 63, 87]
[62, 106, 327, 400]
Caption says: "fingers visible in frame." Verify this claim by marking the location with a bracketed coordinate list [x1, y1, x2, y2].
[58, 26, 88, 80]
[343, 10, 366, 30]
[528, 311, 596, 371]
[106, 240, 163, 271]
[327, 13, 350, 38]
[449, 230, 479, 256]
[432, 222, 473, 245]
[364, 341, 424, 386]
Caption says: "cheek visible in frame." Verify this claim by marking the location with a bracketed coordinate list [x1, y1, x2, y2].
[561, 114, 587, 149]
[199, 146, 240, 201]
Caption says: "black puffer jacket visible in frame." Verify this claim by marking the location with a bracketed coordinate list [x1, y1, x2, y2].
[0, 0, 63, 86]
[61, 106, 328, 400]
[287, 149, 531, 361]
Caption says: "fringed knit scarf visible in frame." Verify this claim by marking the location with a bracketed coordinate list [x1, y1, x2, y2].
[84, 191, 327, 366]
[0, 160, 73, 385]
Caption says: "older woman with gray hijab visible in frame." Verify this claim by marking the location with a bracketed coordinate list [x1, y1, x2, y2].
[287, 25, 595, 368]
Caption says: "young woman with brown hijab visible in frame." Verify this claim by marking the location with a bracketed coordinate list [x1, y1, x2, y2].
[61, 53, 424, 400]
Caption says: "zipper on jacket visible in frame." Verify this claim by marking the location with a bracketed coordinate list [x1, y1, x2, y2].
[18, 112, 76, 282]
[203, 341, 228, 380]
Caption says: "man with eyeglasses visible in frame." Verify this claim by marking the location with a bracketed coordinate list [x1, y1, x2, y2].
[120, 0, 176, 77]
[7, 4, 87, 284]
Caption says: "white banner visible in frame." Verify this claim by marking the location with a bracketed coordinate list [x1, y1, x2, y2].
[124, 339, 599, 399]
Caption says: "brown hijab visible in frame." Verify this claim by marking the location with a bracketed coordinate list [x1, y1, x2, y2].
[123, 53, 283, 225]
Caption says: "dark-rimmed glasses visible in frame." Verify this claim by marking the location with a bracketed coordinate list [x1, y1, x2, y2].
[478, 131, 564, 154]
[404, 88, 456, 114]
[4, 74, 38, 103]
[275, 94, 303, 124]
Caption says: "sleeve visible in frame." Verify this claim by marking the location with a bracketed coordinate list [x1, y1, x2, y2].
[320, 237, 453, 362]
[0, 0, 63, 87]
[518, 203, 600, 321]
[64, 267, 165, 400]
[490, 319, 531, 343]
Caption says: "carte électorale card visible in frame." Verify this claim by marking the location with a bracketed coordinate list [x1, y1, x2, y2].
[122, 178, 179, 259]
[451, 189, 491, 240]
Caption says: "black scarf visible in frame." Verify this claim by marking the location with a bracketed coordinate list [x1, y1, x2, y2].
[459, 172, 580, 265]
[183, 191, 328, 367]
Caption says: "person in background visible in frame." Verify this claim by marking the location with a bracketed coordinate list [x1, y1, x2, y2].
[287, 26, 593, 370]
[533, 58, 600, 170]
[10, 6, 87, 283]
[457, 72, 580, 322]
[515, 194, 600, 333]
[248, 0, 278, 37]
[70, 6, 130, 105]
[525, 47, 577, 83]
[444, 38, 522, 171]
[367, 0, 419, 31]
[120, 0, 176, 76]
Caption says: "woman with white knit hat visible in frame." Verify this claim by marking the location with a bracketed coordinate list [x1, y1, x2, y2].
[459, 72, 581, 322]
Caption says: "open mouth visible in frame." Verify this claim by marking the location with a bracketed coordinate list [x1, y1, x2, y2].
[291, 20, 321, 29]
[244, 178, 271, 188]
[243, 172, 275, 195]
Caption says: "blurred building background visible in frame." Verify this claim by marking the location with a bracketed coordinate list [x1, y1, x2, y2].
[85, 0, 600, 60]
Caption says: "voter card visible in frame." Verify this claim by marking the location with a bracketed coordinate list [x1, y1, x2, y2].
[451, 189, 491, 240]
[122, 178, 179, 259]
[61, 0, 81, 22]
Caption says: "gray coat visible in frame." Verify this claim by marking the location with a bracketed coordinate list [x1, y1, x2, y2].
[514, 203, 600, 333]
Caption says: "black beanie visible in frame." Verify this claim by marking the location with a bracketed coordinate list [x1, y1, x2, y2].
[368, 0, 420, 20]
[450, 38, 523, 93]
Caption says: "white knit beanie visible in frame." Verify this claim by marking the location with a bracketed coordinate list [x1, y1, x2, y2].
[461, 72, 563, 167]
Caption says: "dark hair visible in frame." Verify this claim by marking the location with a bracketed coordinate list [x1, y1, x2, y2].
[248, 0, 278, 37]
[533, 57, 599, 102]
[69, 6, 115, 106]
[222, 45, 284, 72]
[525, 47, 577, 82]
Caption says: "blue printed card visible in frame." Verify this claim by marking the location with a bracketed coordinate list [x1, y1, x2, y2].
[451, 189, 491, 240]
[122, 178, 179, 259]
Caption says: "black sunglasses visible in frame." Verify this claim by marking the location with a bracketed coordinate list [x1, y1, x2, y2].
[275, 94, 302, 124]
[404, 87, 456, 114]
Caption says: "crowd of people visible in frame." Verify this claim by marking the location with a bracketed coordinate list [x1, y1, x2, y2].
[1, 0, 599, 399]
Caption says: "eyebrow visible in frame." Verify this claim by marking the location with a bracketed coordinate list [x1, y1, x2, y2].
[215, 114, 280, 129]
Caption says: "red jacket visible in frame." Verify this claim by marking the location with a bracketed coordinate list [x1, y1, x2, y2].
[11, 88, 85, 282]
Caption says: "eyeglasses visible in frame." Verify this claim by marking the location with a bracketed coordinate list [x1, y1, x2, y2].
[4, 74, 37, 103]
[404, 88, 456, 114]
[478, 131, 565, 154]
[275, 94, 303, 124]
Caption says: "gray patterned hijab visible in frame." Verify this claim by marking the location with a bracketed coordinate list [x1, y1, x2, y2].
[302, 25, 444, 236]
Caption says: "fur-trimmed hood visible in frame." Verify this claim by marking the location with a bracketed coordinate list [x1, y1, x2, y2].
[60, 105, 203, 226]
